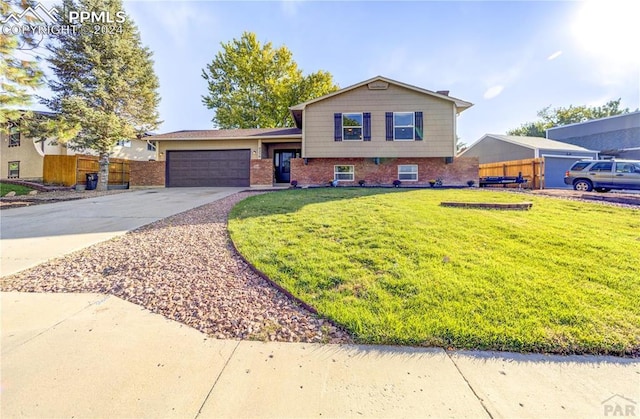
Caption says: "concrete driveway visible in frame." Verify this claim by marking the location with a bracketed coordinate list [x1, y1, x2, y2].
[0, 187, 243, 277]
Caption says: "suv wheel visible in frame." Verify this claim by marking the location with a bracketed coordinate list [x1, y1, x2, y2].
[574, 179, 593, 192]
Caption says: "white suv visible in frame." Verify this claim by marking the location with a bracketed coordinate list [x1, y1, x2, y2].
[564, 160, 640, 192]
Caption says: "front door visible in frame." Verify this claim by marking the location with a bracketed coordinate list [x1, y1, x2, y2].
[274, 150, 300, 183]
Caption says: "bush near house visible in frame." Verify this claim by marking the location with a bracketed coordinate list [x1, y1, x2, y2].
[229, 188, 640, 355]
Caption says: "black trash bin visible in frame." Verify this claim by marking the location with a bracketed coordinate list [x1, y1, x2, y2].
[86, 173, 98, 190]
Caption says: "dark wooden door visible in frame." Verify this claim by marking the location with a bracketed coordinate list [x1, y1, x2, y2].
[274, 150, 300, 183]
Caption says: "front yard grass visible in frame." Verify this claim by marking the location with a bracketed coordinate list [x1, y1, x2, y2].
[0, 182, 34, 196]
[229, 188, 640, 355]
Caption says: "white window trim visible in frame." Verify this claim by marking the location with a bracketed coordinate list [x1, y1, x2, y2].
[398, 164, 418, 181]
[8, 161, 20, 178]
[117, 139, 132, 147]
[342, 113, 363, 141]
[393, 112, 415, 141]
[8, 124, 20, 147]
[334, 165, 355, 182]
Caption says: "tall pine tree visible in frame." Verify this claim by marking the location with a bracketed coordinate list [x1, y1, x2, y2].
[0, 0, 45, 129]
[43, 0, 160, 190]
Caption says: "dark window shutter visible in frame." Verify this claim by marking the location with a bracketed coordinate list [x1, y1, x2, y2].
[415, 111, 423, 141]
[363, 112, 371, 141]
[334, 113, 342, 141]
[385, 112, 393, 141]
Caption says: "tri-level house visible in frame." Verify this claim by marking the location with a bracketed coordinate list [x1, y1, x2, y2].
[150, 76, 478, 187]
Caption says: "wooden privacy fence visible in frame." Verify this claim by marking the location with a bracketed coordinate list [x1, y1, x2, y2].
[479, 158, 545, 189]
[44, 155, 130, 187]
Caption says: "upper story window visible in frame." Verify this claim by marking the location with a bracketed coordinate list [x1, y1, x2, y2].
[342, 113, 363, 141]
[8, 123, 20, 147]
[394, 112, 415, 140]
[117, 139, 132, 147]
[334, 113, 371, 142]
[147, 141, 157, 151]
[385, 111, 423, 141]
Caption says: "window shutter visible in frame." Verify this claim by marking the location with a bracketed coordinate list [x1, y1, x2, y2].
[363, 112, 371, 141]
[415, 111, 423, 141]
[334, 113, 342, 141]
[385, 112, 393, 141]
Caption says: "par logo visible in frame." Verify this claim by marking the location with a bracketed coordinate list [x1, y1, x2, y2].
[1, 2, 59, 25]
[602, 394, 637, 417]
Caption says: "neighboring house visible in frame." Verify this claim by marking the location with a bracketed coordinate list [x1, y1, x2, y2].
[1, 113, 156, 182]
[1, 114, 69, 181]
[546, 111, 640, 159]
[153, 76, 478, 187]
[459, 134, 598, 188]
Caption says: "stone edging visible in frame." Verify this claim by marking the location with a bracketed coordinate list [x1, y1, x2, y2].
[440, 201, 533, 210]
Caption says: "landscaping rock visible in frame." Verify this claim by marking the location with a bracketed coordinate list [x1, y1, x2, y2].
[4, 191, 16, 197]
[28, 190, 38, 195]
[0, 192, 352, 344]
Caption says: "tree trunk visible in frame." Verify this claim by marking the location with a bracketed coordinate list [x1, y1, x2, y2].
[97, 152, 109, 191]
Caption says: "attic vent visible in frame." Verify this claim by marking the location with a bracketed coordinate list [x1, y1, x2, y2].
[436, 90, 450, 96]
[368, 81, 389, 90]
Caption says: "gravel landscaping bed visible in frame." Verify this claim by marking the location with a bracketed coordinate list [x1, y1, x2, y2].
[0, 189, 128, 209]
[0, 192, 352, 344]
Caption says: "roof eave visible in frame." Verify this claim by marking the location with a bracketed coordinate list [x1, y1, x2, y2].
[154, 134, 302, 141]
[288, 75, 473, 111]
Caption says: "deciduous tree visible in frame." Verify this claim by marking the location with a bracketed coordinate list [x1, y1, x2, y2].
[202, 32, 338, 128]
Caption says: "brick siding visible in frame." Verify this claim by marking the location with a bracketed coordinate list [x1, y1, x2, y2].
[250, 159, 274, 186]
[290, 157, 479, 187]
[130, 161, 165, 187]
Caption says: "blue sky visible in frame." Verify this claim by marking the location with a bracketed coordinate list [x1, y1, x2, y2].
[40, 1, 640, 146]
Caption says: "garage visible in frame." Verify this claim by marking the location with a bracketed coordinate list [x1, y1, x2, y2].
[543, 156, 585, 188]
[166, 150, 250, 187]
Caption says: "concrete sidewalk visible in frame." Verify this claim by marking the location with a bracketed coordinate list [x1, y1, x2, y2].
[0, 187, 243, 277]
[2, 292, 638, 418]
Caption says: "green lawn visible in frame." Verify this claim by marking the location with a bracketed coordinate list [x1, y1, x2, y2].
[0, 182, 34, 196]
[229, 188, 640, 355]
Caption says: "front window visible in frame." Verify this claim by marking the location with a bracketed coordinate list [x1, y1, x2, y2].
[334, 165, 354, 181]
[8, 124, 20, 147]
[117, 139, 132, 147]
[147, 141, 156, 151]
[398, 165, 418, 181]
[8, 161, 19, 178]
[342, 113, 363, 140]
[394, 112, 414, 140]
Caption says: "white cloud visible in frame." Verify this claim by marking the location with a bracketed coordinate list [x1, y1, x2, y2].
[547, 50, 562, 61]
[132, 2, 216, 48]
[483, 85, 504, 100]
[281, 0, 305, 17]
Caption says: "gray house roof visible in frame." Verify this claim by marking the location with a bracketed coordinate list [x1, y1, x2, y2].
[472, 134, 597, 152]
[546, 111, 640, 153]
